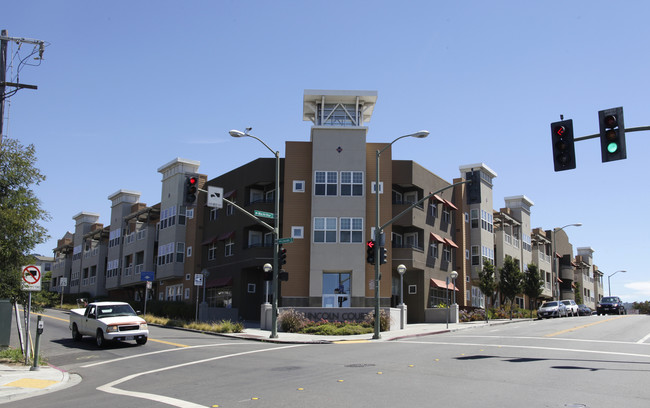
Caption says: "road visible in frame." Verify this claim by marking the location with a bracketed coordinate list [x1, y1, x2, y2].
[9, 309, 650, 408]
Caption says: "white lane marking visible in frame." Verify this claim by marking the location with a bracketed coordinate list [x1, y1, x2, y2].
[449, 335, 650, 346]
[97, 345, 304, 408]
[637, 333, 650, 344]
[395, 340, 650, 359]
[81, 343, 242, 368]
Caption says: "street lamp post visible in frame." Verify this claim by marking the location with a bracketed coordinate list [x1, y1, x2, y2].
[397, 264, 406, 305]
[607, 270, 626, 297]
[373, 130, 429, 340]
[551, 223, 582, 301]
[450, 270, 458, 305]
[230, 129, 281, 338]
[263, 263, 272, 304]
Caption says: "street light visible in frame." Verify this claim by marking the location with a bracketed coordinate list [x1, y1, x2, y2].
[374, 130, 429, 339]
[552, 223, 582, 301]
[450, 270, 458, 305]
[607, 270, 626, 297]
[230, 129, 281, 339]
[397, 264, 406, 305]
[263, 263, 272, 304]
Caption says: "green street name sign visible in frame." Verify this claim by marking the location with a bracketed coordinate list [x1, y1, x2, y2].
[254, 210, 275, 219]
[278, 237, 294, 244]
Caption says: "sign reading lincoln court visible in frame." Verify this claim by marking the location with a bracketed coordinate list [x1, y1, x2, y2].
[282, 307, 379, 323]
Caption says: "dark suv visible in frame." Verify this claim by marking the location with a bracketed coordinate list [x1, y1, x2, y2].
[597, 296, 626, 315]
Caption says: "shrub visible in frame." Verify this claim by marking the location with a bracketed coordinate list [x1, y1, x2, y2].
[362, 309, 389, 332]
[278, 308, 309, 333]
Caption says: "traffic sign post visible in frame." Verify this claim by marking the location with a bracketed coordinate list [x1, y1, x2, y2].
[21, 265, 42, 291]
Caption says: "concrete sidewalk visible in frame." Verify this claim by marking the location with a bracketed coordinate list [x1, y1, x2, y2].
[0, 318, 526, 403]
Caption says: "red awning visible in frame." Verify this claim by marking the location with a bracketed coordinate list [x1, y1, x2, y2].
[430, 278, 459, 291]
[217, 231, 235, 241]
[202, 235, 219, 245]
[556, 277, 563, 283]
[432, 194, 445, 203]
[430, 232, 446, 243]
[206, 276, 233, 288]
[443, 199, 458, 210]
[224, 190, 236, 199]
[444, 238, 459, 248]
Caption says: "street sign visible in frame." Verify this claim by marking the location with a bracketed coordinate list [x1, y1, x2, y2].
[207, 186, 224, 209]
[194, 273, 204, 286]
[60, 277, 68, 287]
[254, 210, 275, 219]
[278, 237, 294, 244]
[140, 271, 155, 282]
[21, 265, 42, 291]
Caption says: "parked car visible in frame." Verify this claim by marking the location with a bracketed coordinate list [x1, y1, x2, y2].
[561, 299, 579, 316]
[537, 301, 567, 319]
[597, 296, 627, 315]
[577, 304, 593, 316]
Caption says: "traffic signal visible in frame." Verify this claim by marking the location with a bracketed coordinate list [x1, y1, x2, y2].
[599, 107, 626, 162]
[366, 241, 376, 265]
[550, 119, 576, 171]
[279, 269, 289, 282]
[185, 176, 198, 204]
[380, 247, 388, 265]
[278, 245, 287, 265]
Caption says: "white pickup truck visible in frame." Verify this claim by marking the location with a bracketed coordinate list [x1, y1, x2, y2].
[69, 301, 148, 347]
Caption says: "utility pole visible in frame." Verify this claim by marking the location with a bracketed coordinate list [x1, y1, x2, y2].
[0, 29, 45, 147]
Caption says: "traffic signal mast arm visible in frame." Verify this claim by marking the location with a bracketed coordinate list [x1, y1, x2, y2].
[574, 125, 650, 142]
[221, 197, 275, 233]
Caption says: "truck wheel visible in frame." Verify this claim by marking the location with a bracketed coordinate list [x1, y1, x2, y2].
[96, 329, 107, 348]
[72, 324, 82, 341]
[136, 337, 147, 345]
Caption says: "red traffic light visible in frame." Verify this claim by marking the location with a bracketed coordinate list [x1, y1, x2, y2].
[553, 125, 566, 137]
[367, 240, 375, 249]
[188, 177, 198, 185]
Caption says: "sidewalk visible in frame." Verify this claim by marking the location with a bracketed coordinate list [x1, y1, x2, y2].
[0, 318, 526, 403]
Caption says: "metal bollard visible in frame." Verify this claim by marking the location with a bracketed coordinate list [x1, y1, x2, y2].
[30, 316, 43, 371]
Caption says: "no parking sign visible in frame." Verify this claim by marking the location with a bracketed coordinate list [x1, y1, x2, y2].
[21, 265, 42, 291]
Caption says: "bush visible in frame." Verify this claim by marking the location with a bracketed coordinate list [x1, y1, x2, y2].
[362, 309, 389, 332]
[278, 308, 309, 333]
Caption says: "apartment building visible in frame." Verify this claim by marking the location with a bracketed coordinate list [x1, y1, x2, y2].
[49, 89, 601, 323]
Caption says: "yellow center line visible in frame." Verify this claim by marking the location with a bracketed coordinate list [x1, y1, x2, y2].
[545, 315, 627, 337]
[147, 338, 190, 348]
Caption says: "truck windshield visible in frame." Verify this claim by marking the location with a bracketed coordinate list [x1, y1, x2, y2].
[97, 304, 137, 318]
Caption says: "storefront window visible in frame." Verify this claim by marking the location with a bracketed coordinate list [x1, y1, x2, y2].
[206, 286, 232, 308]
[322, 272, 351, 308]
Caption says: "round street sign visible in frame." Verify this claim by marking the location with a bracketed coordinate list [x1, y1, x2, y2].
[21, 265, 42, 291]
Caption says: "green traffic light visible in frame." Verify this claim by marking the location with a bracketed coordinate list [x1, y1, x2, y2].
[607, 142, 619, 154]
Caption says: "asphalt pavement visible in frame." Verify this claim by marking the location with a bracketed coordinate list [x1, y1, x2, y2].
[0, 318, 525, 404]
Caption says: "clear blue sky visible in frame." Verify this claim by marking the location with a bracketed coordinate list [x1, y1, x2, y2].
[5, 1, 649, 302]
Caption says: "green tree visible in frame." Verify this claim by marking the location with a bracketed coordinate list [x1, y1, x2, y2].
[0, 138, 50, 305]
[478, 259, 497, 322]
[499, 256, 523, 320]
[574, 281, 583, 305]
[522, 263, 544, 318]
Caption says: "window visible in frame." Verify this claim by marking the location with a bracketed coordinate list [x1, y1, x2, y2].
[314, 217, 337, 243]
[226, 203, 234, 216]
[341, 171, 363, 196]
[208, 243, 217, 261]
[404, 191, 418, 204]
[248, 230, 263, 248]
[322, 272, 351, 308]
[442, 208, 451, 224]
[184, 288, 191, 300]
[187, 246, 192, 257]
[210, 208, 218, 221]
[315, 171, 337, 196]
[430, 243, 439, 258]
[443, 245, 451, 262]
[371, 181, 383, 194]
[470, 209, 479, 229]
[392, 232, 403, 248]
[405, 232, 418, 249]
[472, 244, 480, 267]
[429, 203, 438, 218]
[292, 226, 304, 239]
[250, 189, 264, 204]
[339, 217, 363, 243]
[176, 242, 185, 263]
[293, 180, 305, 193]
[481, 210, 493, 232]
[225, 238, 234, 257]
